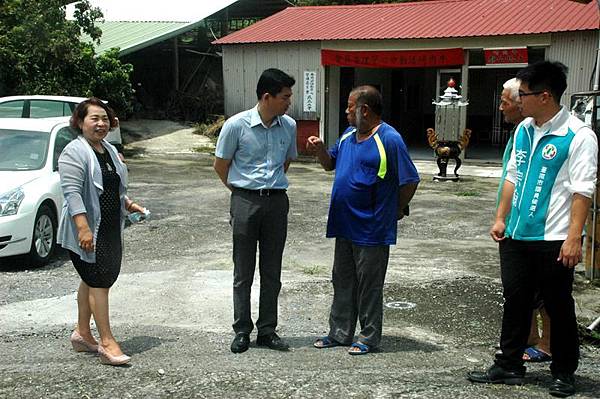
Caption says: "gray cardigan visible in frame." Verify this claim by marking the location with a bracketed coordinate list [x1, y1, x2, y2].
[57, 136, 129, 263]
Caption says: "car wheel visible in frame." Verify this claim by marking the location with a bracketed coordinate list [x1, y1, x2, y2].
[29, 204, 57, 265]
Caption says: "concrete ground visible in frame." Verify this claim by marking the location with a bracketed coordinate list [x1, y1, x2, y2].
[0, 120, 599, 398]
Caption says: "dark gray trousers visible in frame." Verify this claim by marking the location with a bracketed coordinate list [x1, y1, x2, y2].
[230, 189, 289, 336]
[328, 238, 389, 348]
[495, 238, 579, 375]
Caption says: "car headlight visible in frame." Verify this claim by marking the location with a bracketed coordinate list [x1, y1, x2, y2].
[0, 187, 25, 217]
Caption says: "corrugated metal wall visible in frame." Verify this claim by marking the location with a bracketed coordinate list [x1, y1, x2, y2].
[222, 42, 322, 120]
[547, 30, 598, 107]
[221, 30, 598, 121]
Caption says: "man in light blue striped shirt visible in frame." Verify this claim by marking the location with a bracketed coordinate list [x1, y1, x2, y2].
[214, 68, 297, 354]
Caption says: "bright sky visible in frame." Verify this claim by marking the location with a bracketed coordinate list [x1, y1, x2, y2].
[66, 0, 239, 22]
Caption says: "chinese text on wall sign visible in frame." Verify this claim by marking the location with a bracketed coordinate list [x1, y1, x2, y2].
[304, 71, 317, 113]
[321, 49, 464, 68]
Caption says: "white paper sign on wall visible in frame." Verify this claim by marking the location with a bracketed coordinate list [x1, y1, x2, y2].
[303, 71, 317, 113]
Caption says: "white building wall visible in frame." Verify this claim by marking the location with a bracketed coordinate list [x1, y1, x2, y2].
[222, 42, 322, 120]
[546, 30, 598, 107]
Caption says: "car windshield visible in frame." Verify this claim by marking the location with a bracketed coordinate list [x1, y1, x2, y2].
[0, 129, 50, 171]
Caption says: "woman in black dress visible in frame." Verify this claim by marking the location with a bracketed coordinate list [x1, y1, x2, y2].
[58, 98, 145, 366]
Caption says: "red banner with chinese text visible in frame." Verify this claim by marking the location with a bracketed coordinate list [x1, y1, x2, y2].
[484, 48, 528, 64]
[321, 48, 464, 68]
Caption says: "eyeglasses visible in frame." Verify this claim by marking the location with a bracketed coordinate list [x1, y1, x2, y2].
[518, 90, 545, 97]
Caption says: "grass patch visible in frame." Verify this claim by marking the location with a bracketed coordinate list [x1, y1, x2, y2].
[302, 264, 325, 275]
[578, 324, 600, 346]
[192, 145, 215, 154]
[455, 191, 480, 197]
[193, 115, 224, 143]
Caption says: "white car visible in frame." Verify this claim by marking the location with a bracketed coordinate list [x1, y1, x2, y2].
[0, 95, 122, 151]
[0, 118, 77, 264]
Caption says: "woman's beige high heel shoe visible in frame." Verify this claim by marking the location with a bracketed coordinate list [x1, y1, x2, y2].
[98, 345, 131, 366]
[70, 330, 98, 353]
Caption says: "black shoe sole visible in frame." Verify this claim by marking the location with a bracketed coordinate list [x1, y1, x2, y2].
[467, 373, 523, 386]
[549, 388, 575, 398]
[549, 392, 575, 398]
[230, 345, 249, 354]
[494, 378, 523, 386]
[468, 378, 523, 385]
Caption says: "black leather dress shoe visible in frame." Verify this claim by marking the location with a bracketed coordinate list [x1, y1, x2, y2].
[467, 364, 524, 385]
[549, 373, 575, 397]
[256, 332, 289, 351]
[231, 333, 250, 353]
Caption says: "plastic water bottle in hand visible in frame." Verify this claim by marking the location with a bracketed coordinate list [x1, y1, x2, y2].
[128, 208, 151, 223]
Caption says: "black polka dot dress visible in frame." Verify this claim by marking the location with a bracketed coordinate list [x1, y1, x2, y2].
[69, 146, 123, 288]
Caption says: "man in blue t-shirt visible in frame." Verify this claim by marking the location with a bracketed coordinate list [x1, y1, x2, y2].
[306, 85, 419, 355]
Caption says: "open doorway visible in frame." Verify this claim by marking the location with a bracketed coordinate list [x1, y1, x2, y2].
[466, 68, 519, 159]
[338, 67, 438, 151]
[334, 65, 520, 160]
[389, 68, 437, 149]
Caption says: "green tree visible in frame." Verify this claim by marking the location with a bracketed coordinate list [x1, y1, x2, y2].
[91, 48, 134, 116]
[0, 0, 132, 116]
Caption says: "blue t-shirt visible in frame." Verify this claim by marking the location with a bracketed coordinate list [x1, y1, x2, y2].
[326, 122, 420, 246]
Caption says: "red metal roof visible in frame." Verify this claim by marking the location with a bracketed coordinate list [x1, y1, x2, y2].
[214, 0, 598, 44]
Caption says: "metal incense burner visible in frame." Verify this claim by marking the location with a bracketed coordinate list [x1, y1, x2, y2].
[427, 78, 471, 181]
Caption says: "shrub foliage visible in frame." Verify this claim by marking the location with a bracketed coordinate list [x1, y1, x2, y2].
[0, 0, 133, 116]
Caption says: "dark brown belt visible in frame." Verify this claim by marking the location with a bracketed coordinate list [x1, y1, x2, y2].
[234, 187, 286, 197]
